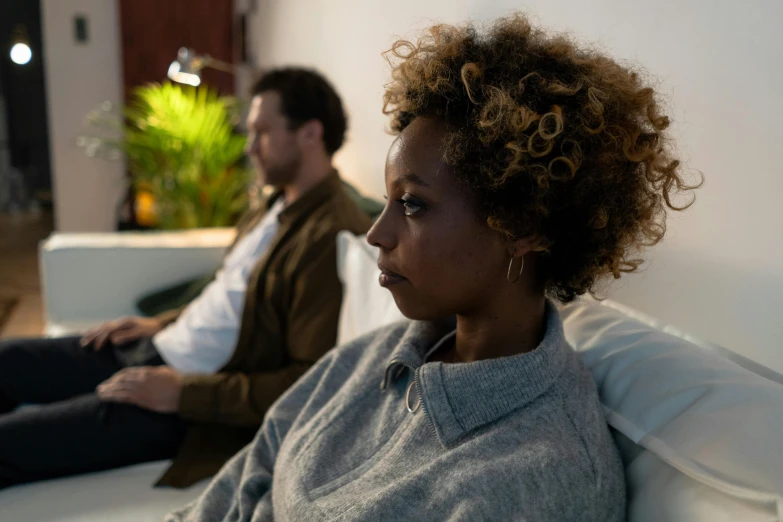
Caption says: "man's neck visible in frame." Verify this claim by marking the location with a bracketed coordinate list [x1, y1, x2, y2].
[282, 157, 334, 204]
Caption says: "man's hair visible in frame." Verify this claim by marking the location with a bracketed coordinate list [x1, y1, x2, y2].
[383, 14, 701, 302]
[251, 68, 347, 155]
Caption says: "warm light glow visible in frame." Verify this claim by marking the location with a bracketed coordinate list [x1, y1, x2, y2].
[167, 61, 201, 87]
[10, 43, 32, 65]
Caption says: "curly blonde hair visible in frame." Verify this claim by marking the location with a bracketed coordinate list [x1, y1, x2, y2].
[383, 14, 700, 302]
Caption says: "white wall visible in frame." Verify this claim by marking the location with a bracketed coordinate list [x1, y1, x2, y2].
[42, 0, 125, 232]
[250, 0, 783, 373]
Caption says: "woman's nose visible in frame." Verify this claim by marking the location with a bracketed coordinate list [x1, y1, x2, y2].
[366, 204, 396, 251]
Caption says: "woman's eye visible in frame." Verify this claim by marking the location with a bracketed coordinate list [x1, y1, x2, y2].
[401, 200, 422, 216]
[383, 194, 426, 217]
[399, 194, 425, 216]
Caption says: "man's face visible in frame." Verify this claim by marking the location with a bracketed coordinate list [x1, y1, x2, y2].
[245, 91, 302, 187]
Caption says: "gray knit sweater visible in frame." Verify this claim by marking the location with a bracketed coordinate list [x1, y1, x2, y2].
[166, 302, 626, 521]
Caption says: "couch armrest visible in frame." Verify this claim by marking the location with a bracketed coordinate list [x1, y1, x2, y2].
[40, 228, 235, 335]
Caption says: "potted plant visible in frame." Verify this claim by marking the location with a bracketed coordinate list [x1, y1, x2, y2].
[80, 82, 253, 229]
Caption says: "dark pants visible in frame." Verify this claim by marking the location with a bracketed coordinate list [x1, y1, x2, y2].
[0, 336, 186, 490]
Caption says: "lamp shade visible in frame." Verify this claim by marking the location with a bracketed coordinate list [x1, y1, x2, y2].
[167, 47, 201, 86]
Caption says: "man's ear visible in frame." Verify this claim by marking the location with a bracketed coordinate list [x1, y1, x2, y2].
[297, 120, 324, 148]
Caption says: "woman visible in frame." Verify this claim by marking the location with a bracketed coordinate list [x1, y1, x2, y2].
[168, 14, 698, 522]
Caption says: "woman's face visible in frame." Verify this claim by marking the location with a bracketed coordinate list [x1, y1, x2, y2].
[367, 117, 510, 320]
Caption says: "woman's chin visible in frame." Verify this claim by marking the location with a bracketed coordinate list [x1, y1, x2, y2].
[391, 294, 450, 322]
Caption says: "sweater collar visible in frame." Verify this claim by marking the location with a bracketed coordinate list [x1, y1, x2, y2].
[382, 301, 569, 447]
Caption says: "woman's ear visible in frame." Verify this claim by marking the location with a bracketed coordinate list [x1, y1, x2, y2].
[506, 235, 541, 257]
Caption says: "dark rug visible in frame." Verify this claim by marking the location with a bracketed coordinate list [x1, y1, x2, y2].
[0, 296, 19, 334]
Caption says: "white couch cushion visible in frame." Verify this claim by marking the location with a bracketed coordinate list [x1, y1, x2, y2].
[40, 229, 234, 328]
[0, 461, 207, 522]
[336, 232, 783, 521]
[560, 300, 783, 521]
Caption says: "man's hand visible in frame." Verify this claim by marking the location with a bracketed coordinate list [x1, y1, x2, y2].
[96, 366, 184, 414]
[80, 316, 164, 350]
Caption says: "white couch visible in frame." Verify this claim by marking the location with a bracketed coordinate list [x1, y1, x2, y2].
[39, 228, 236, 337]
[0, 229, 780, 521]
[0, 230, 236, 521]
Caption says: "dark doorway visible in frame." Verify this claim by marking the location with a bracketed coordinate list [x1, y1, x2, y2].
[0, 0, 52, 208]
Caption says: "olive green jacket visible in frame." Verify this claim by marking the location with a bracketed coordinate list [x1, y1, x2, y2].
[155, 171, 372, 487]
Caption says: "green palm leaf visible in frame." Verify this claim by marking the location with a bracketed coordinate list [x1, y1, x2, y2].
[84, 82, 253, 229]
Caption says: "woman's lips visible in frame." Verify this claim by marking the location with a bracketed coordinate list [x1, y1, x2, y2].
[378, 264, 407, 287]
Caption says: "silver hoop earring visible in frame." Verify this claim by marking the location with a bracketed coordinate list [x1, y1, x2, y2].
[507, 256, 524, 284]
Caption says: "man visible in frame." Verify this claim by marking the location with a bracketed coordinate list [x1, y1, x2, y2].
[0, 68, 372, 489]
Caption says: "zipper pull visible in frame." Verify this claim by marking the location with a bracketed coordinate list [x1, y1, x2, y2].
[405, 379, 421, 413]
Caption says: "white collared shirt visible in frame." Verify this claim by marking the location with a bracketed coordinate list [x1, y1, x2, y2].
[154, 199, 286, 374]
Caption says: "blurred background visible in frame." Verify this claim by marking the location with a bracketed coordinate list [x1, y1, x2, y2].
[0, 0, 255, 338]
[0, 0, 781, 373]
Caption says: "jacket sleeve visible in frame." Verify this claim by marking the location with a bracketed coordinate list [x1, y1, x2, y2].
[176, 227, 343, 425]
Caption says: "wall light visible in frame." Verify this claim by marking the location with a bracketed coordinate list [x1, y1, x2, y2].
[9, 25, 32, 66]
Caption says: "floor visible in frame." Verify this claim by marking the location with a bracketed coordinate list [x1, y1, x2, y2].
[0, 210, 53, 338]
